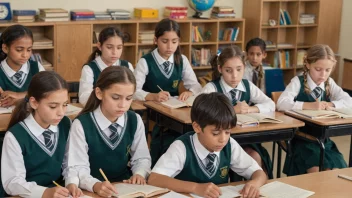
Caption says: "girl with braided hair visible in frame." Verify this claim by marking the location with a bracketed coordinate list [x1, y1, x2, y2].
[277, 44, 352, 175]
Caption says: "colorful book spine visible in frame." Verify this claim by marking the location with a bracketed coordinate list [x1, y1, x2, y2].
[13, 10, 36, 16]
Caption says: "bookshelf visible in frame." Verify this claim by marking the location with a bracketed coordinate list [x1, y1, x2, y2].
[243, 0, 342, 85]
[0, 18, 245, 82]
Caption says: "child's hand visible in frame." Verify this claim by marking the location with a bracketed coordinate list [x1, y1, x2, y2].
[194, 182, 222, 198]
[234, 101, 250, 114]
[66, 183, 83, 198]
[0, 90, 23, 100]
[304, 101, 329, 110]
[179, 91, 193, 101]
[42, 186, 69, 198]
[93, 181, 118, 198]
[0, 97, 16, 108]
[240, 180, 261, 198]
[154, 91, 170, 102]
[123, 174, 146, 185]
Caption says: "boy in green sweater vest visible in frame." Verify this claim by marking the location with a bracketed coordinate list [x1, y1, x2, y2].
[148, 93, 267, 198]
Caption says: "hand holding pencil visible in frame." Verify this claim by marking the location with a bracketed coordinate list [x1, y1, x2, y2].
[41, 180, 69, 198]
[92, 168, 118, 198]
[155, 85, 170, 102]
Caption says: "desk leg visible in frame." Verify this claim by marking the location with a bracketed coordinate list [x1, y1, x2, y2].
[317, 138, 325, 171]
[277, 145, 282, 178]
[146, 109, 150, 138]
[349, 135, 352, 167]
[271, 142, 276, 174]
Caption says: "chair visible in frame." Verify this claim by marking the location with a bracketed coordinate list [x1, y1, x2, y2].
[198, 72, 213, 87]
[265, 68, 285, 97]
[271, 91, 283, 105]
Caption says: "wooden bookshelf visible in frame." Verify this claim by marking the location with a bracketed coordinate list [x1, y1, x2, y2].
[243, 0, 342, 85]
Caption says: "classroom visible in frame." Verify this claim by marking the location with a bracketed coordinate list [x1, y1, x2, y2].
[0, 0, 351, 197]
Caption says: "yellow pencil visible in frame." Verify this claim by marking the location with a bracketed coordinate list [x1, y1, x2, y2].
[157, 85, 164, 92]
[99, 168, 110, 182]
[52, 181, 62, 187]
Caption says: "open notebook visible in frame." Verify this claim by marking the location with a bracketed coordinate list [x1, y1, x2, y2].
[236, 113, 283, 127]
[192, 181, 314, 198]
[0, 104, 81, 115]
[160, 96, 196, 109]
[112, 183, 169, 198]
[0, 106, 15, 114]
[292, 108, 352, 119]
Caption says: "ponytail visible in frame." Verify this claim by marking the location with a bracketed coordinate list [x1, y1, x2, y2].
[210, 54, 220, 80]
[7, 98, 30, 130]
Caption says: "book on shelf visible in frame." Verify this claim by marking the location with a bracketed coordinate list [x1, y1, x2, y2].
[212, 6, 234, 13]
[297, 50, 307, 67]
[13, 10, 36, 16]
[236, 113, 283, 127]
[134, 8, 158, 19]
[39, 8, 69, 17]
[192, 26, 204, 42]
[192, 181, 314, 198]
[33, 37, 53, 47]
[218, 27, 239, 41]
[93, 31, 100, 43]
[265, 40, 276, 50]
[191, 48, 211, 66]
[212, 13, 236, 18]
[38, 16, 70, 22]
[274, 50, 291, 69]
[300, 14, 315, 24]
[291, 108, 352, 119]
[161, 96, 196, 109]
[112, 183, 169, 198]
[139, 30, 155, 44]
[280, 9, 292, 25]
[94, 12, 112, 20]
[212, 6, 235, 18]
[164, 6, 188, 19]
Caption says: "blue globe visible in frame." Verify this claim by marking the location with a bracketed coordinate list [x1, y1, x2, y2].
[188, 0, 216, 18]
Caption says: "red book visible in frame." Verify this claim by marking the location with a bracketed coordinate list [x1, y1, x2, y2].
[165, 6, 188, 10]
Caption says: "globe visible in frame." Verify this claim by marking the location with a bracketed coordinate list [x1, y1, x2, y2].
[188, 0, 216, 18]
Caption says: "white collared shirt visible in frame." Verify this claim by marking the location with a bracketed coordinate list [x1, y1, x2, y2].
[133, 48, 202, 101]
[0, 58, 45, 88]
[243, 60, 265, 93]
[78, 56, 134, 106]
[152, 133, 262, 180]
[201, 77, 275, 113]
[1, 114, 59, 198]
[277, 74, 352, 111]
[63, 106, 151, 192]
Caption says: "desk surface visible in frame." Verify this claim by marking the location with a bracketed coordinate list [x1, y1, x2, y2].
[82, 168, 352, 198]
[144, 101, 304, 133]
[131, 100, 147, 111]
[285, 110, 352, 126]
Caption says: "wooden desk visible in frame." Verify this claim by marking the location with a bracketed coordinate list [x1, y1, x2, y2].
[285, 110, 352, 171]
[131, 100, 147, 111]
[81, 168, 352, 198]
[144, 102, 305, 177]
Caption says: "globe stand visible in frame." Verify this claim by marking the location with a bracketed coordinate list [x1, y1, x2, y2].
[192, 11, 210, 19]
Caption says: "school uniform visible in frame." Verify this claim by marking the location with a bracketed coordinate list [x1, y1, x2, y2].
[278, 74, 351, 176]
[243, 60, 265, 93]
[1, 114, 71, 198]
[201, 77, 275, 178]
[78, 56, 134, 106]
[63, 106, 151, 192]
[133, 48, 202, 101]
[0, 59, 45, 92]
[152, 132, 262, 184]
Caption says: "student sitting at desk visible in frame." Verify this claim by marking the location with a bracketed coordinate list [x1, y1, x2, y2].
[200, 46, 275, 179]
[148, 92, 267, 198]
[277, 44, 352, 176]
[0, 25, 45, 108]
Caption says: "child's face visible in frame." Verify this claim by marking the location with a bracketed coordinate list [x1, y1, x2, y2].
[96, 83, 134, 122]
[155, 31, 179, 60]
[30, 89, 68, 128]
[307, 59, 335, 85]
[2, 36, 32, 67]
[98, 36, 123, 66]
[193, 123, 231, 152]
[247, 46, 266, 67]
[218, 57, 245, 88]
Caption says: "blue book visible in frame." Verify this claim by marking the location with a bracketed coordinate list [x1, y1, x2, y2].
[283, 10, 292, 25]
[13, 10, 36, 16]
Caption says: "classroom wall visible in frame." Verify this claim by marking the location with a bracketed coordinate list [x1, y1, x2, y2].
[338, 0, 352, 85]
[5, 0, 243, 18]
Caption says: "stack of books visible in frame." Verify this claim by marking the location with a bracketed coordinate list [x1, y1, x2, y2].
[163, 7, 187, 19]
[273, 50, 291, 68]
[218, 27, 240, 41]
[33, 37, 53, 48]
[279, 9, 292, 25]
[265, 40, 276, 50]
[108, 9, 130, 20]
[297, 50, 307, 66]
[300, 14, 315, 24]
[138, 30, 154, 44]
[191, 48, 211, 66]
[71, 9, 95, 21]
[12, 10, 36, 22]
[94, 12, 112, 20]
[211, 6, 235, 18]
[38, 8, 69, 22]
[192, 26, 204, 42]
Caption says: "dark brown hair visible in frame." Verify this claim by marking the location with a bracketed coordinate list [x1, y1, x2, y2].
[86, 27, 124, 64]
[0, 24, 33, 62]
[191, 92, 237, 130]
[245, 38, 266, 88]
[78, 66, 136, 116]
[7, 71, 68, 130]
[153, 18, 182, 65]
[210, 46, 245, 80]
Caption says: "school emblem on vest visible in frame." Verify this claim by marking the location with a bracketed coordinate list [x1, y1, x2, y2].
[172, 80, 179, 88]
[220, 166, 228, 178]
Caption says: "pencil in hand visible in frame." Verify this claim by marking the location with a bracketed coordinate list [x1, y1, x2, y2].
[99, 168, 110, 182]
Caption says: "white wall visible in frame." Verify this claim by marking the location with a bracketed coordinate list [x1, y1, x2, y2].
[338, 0, 352, 85]
[6, 0, 243, 18]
